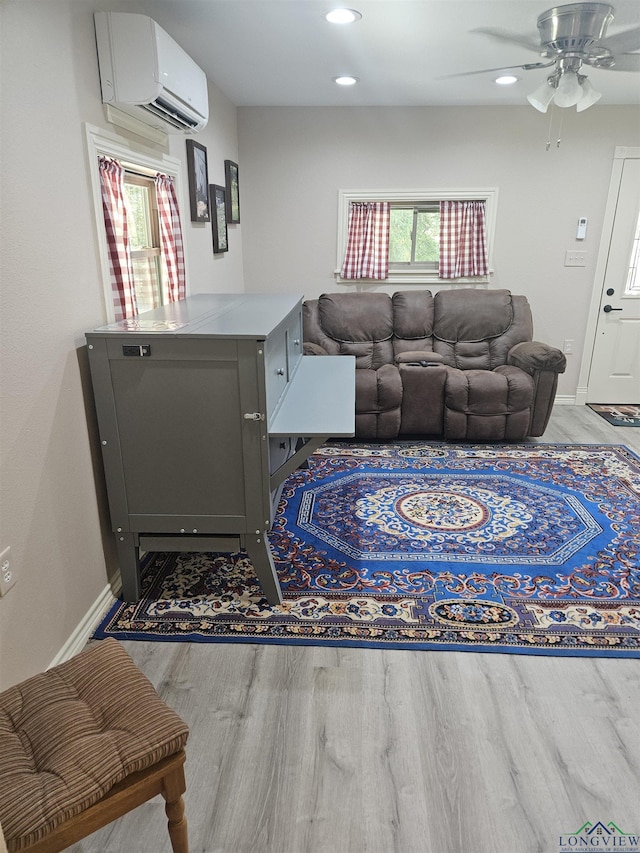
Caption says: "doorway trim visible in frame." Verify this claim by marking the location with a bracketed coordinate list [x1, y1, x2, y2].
[576, 146, 640, 406]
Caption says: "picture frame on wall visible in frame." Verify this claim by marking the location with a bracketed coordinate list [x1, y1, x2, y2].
[210, 184, 228, 253]
[186, 140, 210, 222]
[224, 160, 240, 224]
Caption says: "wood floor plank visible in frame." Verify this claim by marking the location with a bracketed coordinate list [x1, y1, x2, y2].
[69, 406, 640, 853]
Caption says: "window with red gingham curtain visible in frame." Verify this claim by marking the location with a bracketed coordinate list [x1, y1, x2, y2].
[98, 157, 138, 321]
[439, 200, 489, 279]
[340, 202, 390, 280]
[155, 174, 186, 305]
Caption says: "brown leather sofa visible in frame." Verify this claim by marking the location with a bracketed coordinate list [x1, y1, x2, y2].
[302, 289, 566, 441]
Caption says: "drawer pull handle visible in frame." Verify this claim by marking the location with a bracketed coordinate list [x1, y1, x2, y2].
[276, 368, 285, 376]
[243, 412, 265, 421]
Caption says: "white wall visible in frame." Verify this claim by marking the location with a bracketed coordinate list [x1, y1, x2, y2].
[176, 76, 244, 295]
[0, 0, 242, 689]
[237, 105, 640, 397]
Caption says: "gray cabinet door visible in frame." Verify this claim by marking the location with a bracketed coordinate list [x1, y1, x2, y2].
[90, 336, 269, 535]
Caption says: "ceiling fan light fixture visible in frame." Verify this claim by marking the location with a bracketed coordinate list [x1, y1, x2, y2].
[554, 69, 583, 107]
[576, 77, 602, 111]
[527, 78, 555, 112]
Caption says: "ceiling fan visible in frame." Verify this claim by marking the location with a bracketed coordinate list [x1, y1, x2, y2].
[460, 2, 640, 112]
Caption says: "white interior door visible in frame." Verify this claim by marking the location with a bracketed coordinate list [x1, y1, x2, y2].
[587, 158, 640, 404]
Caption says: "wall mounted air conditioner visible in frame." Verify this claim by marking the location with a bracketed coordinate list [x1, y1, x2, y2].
[94, 12, 209, 134]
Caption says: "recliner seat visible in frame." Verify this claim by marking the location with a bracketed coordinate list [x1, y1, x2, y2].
[302, 289, 566, 441]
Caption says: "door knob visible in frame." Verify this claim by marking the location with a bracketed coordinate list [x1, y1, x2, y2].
[603, 304, 623, 313]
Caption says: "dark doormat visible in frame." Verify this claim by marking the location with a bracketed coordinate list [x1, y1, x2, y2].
[588, 404, 640, 427]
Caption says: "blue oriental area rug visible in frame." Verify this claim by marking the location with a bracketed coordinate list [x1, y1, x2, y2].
[95, 443, 640, 657]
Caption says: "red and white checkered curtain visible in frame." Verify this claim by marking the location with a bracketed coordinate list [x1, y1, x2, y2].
[98, 156, 138, 320]
[155, 174, 186, 304]
[439, 200, 489, 279]
[341, 202, 390, 280]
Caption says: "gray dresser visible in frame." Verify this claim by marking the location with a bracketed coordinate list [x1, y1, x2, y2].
[86, 293, 354, 605]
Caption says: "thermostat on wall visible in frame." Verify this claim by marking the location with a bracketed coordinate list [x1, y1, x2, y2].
[576, 218, 588, 240]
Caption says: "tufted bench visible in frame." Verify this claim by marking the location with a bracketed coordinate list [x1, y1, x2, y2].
[0, 638, 189, 852]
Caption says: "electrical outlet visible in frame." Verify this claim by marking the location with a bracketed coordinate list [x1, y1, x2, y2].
[565, 250, 587, 267]
[563, 339, 574, 354]
[0, 546, 16, 596]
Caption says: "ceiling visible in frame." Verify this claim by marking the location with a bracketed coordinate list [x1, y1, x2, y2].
[131, 0, 640, 107]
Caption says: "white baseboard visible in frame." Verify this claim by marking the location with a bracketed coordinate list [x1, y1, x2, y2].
[48, 571, 121, 669]
[574, 387, 589, 406]
[554, 394, 577, 406]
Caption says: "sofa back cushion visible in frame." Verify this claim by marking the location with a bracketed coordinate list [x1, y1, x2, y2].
[392, 291, 435, 356]
[303, 288, 534, 372]
[316, 292, 394, 369]
[432, 289, 533, 369]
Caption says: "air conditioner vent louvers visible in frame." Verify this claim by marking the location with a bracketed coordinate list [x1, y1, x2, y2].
[143, 99, 199, 130]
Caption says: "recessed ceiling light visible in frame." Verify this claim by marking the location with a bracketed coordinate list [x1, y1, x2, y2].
[325, 9, 362, 24]
[334, 75, 359, 86]
[495, 75, 519, 85]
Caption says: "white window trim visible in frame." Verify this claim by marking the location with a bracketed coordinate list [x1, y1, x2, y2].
[84, 123, 187, 323]
[335, 188, 498, 286]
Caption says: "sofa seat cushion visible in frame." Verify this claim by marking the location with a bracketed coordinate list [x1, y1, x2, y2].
[444, 365, 535, 440]
[0, 638, 189, 851]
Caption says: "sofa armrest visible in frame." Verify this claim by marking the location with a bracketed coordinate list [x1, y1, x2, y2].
[304, 342, 329, 356]
[508, 341, 567, 374]
[507, 341, 566, 437]
[395, 350, 445, 366]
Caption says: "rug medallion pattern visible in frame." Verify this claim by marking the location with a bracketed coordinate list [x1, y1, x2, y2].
[96, 443, 640, 657]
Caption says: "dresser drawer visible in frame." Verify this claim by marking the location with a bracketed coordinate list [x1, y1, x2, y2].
[265, 326, 288, 414]
[265, 303, 304, 416]
[286, 308, 303, 377]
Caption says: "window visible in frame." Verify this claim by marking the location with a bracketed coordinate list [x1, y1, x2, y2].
[85, 123, 185, 323]
[388, 204, 440, 270]
[123, 173, 164, 313]
[625, 209, 640, 295]
[336, 188, 497, 285]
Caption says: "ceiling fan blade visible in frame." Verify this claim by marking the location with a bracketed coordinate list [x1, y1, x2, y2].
[601, 25, 640, 54]
[607, 53, 640, 72]
[439, 62, 551, 80]
[471, 27, 542, 54]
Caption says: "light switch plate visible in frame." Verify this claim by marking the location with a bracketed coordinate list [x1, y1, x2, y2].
[565, 251, 587, 267]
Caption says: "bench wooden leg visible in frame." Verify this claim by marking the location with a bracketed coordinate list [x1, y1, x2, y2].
[163, 763, 188, 853]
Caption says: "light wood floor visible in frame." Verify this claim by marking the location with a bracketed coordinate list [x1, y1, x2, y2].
[72, 406, 640, 853]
